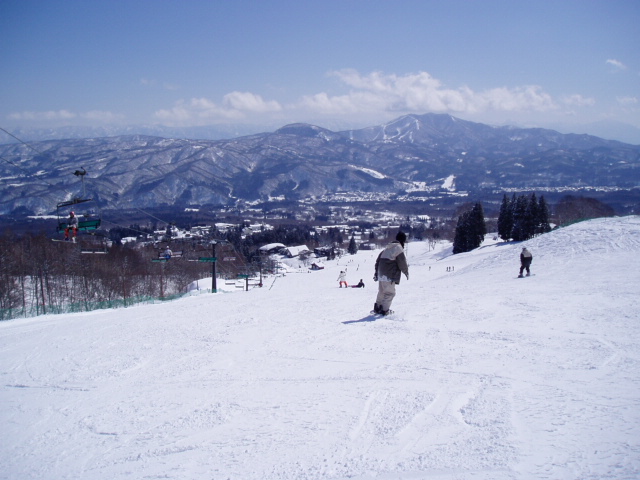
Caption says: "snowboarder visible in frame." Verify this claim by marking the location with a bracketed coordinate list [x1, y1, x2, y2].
[373, 231, 409, 315]
[337, 271, 348, 288]
[163, 246, 173, 260]
[64, 211, 78, 242]
[519, 247, 533, 277]
[351, 279, 365, 288]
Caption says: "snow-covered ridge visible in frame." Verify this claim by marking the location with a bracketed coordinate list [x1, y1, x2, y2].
[351, 165, 386, 179]
[1, 112, 638, 215]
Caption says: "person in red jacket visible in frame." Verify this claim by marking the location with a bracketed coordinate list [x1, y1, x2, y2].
[373, 231, 409, 315]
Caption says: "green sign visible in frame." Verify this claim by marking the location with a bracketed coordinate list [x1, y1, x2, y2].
[199, 257, 217, 262]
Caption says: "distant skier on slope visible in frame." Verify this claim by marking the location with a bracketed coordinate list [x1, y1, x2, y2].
[373, 231, 409, 315]
[351, 279, 365, 288]
[519, 247, 533, 277]
[337, 270, 348, 288]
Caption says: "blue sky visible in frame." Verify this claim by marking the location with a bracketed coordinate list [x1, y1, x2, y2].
[1, 0, 639, 141]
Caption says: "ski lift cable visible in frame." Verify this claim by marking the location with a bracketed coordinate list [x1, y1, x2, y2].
[3, 127, 216, 231]
[99, 218, 153, 237]
[1, 127, 216, 213]
[0, 126, 46, 155]
[134, 207, 173, 226]
[0, 128, 115, 209]
[0, 127, 75, 197]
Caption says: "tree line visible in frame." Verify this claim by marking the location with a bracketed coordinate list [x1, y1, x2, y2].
[453, 194, 551, 254]
[498, 193, 552, 241]
[0, 233, 214, 320]
[452, 193, 615, 255]
[0, 220, 449, 320]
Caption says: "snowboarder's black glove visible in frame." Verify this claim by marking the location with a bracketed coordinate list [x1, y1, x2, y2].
[373, 274, 378, 282]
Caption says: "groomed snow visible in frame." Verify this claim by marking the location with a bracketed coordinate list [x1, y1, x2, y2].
[1, 216, 640, 480]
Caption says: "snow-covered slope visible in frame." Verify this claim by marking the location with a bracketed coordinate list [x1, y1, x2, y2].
[1, 216, 639, 480]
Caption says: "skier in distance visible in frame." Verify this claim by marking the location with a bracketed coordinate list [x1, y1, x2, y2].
[337, 270, 348, 288]
[519, 247, 533, 277]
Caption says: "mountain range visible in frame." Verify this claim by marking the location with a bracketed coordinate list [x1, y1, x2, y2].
[1, 113, 639, 216]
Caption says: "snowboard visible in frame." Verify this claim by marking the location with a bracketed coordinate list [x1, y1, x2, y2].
[516, 274, 535, 279]
[369, 309, 394, 316]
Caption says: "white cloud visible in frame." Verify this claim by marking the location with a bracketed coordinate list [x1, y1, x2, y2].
[474, 85, 556, 112]
[82, 110, 125, 122]
[222, 91, 282, 113]
[561, 94, 596, 107]
[9, 110, 77, 121]
[8, 109, 123, 124]
[606, 59, 627, 70]
[296, 70, 557, 118]
[297, 92, 357, 114]
[155, 94, 283, 125]
[617, 96, 638, 106]
[151, 70, 591, 128]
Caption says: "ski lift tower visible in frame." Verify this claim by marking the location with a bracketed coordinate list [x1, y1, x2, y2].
[199, 240, 228, 293]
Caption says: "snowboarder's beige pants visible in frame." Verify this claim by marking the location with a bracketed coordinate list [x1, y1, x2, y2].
[376, 280, 396, 311]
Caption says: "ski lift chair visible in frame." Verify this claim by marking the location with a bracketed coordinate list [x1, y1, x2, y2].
[56, 198, 102, 233]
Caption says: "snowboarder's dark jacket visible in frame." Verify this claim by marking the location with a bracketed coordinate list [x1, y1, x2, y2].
[520, 248, 533, 267]
[375, 241, 409, 285]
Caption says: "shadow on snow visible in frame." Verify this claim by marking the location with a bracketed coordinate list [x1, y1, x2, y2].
[342, 315, 380, 325]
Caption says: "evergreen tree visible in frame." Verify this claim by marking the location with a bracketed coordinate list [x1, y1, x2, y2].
[536, 196, 552, 234]
[523, 193, 539, 240]
[347, 235, 358, 255]
[453, 202, 486, 254]
[500, 193, 553, 241]
[511, 195, 529, 241]
[470, 202, 487, 247]
[452, 213, 470, 254]
[497, 194, 513, 241]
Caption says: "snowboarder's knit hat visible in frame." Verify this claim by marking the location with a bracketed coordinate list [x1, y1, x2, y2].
[396, 231, 407, 246]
